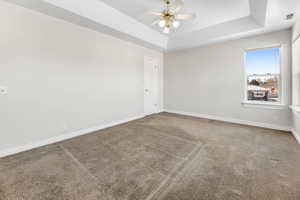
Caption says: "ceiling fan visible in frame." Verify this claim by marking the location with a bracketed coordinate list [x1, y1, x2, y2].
[147, 0, 196, 34]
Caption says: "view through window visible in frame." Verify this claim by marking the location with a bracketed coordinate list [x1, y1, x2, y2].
[245, 47, 281, 103]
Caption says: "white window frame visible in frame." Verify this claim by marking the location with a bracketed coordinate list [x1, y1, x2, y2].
[242, 44, 286, 110]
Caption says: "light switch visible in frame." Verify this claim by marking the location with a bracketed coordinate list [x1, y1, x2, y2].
[0, 86, 8, 95]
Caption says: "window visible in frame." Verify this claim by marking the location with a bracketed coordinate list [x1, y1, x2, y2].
[245, 47, 281, 104]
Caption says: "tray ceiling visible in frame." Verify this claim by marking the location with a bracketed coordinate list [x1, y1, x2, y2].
[4, 0, 300, 51]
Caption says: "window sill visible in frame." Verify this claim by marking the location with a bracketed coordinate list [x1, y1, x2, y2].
[290, 105, 300, 113]
[241, 101, 286, 110]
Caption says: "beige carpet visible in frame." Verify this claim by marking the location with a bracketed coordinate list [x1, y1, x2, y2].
[1, 112, 300, 200]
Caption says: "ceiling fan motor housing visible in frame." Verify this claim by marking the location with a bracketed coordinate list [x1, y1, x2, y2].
[162, 13, 175, 28]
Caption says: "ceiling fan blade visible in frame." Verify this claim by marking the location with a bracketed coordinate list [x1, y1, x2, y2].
[147, 11, 163, 16]
[169, 0, 184, 14]
[175, 13, 196, 20]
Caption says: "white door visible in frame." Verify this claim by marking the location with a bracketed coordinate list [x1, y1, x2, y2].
[144, 56, 159, 116]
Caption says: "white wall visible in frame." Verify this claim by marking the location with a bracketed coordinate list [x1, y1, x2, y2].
[0, 1, 163, 152]
[292, 18, 300, 106]
[292, 18, 300, 140]
[292, 112, 300, 141]
[292, 19, 300, 42]
[164, 30, 292, 130]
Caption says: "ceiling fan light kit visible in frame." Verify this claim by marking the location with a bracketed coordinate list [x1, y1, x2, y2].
[148, 0, 196, 34]
[159, 20, 166, 27]
[164, 27, 170, 34]
[173, 20, 180, 28]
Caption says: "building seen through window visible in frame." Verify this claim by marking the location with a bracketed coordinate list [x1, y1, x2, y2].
[245, 47, 281, 103]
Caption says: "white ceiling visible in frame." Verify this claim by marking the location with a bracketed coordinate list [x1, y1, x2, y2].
[4, 0, 300, 51]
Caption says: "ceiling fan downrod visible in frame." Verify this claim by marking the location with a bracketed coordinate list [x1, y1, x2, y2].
[163, 0, 171, 5]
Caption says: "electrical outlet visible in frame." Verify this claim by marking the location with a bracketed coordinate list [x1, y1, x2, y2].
[0, 86, 7, 95]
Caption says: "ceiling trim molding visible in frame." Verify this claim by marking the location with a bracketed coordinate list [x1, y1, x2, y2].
[167, 16, 261, 51]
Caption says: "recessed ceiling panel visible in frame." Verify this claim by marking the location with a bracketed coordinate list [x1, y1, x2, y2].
[99, 0, 250, 35]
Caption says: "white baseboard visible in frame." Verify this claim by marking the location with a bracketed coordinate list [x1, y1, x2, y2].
[0, 115, 145, 158]
[291, 129, 300, 144]
[164, 109, 291, 132]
